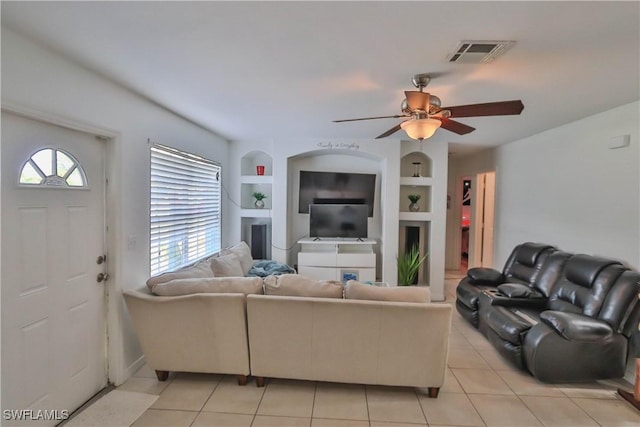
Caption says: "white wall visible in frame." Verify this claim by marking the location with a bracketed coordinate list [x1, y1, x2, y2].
[230, 138, 450, 300]
[1, 28, 230, 384]
[447, 101, 639, 270]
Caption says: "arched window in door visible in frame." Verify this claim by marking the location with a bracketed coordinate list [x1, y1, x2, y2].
[19, 148, 88, 188]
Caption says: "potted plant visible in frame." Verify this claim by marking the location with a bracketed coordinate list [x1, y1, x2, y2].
[252, 192, 267, 209]
[408, 194, 421, 212]
[397, 245, 428, 286]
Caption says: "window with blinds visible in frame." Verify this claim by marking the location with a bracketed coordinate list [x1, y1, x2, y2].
[150, 144, 221, 276]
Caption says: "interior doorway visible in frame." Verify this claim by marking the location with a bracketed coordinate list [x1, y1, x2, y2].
[470, 171, 496, 268]
[460, 178, 472, 271]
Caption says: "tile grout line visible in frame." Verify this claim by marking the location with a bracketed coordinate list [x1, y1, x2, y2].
[363, 385, 371, 427]
[309, 381, 317, 427]
[187, 374, 221, 427]
[449, 363, 488, 427]
[414, 387, 429, 426]
[250, 377, 268, 427]
[520, 394, 603, 427]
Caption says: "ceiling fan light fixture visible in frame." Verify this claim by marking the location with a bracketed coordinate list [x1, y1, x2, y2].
[400, 117, 441, 140]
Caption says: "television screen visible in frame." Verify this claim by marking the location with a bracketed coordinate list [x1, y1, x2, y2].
[299, 171, 376, 217]
[309, 204, 368, 239]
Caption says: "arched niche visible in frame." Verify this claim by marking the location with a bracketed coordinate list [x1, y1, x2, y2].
[286, 149, 384, 211]
[241, 150, 273, 176]
[400, 151, 432, 178]
[285, 148, 385, 276]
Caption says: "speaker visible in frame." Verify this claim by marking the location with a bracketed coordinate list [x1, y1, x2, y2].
[251, 224, 268, 260]
[405, 226, 421, 285]
[405, 226, 420, 252]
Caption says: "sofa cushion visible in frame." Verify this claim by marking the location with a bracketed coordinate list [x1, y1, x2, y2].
[146, 259, 213, 291]
[211, 253, 245, 277]
[345, 281, 430, 303]
[515, 243, 552, 267]
[221, 241, 254, 274]
[564, 255, 621, 286]
[264, 274, 343, 298]
[150, 276, 264, 296]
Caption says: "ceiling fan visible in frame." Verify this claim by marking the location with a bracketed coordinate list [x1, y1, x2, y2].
[333, 73, 524, 140]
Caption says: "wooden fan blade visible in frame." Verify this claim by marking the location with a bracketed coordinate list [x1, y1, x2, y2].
[333, 114, 409, 123]
[444, 100, 524, 118]
[439, 118, 475, 135]
[375, 123, 403, 139]
[404, 91, 430, 111]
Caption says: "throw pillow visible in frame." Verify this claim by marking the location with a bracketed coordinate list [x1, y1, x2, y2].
[344, 280, 430, 303]
[264, 274, 343, 298]
[211, 253, 245, 277]
[146, 259, 213, 291]
[150, 276, 264, 296]
[221, 241, 254, 274]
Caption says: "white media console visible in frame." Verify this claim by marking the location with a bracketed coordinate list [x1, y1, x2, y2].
[297, 238, 376, 282]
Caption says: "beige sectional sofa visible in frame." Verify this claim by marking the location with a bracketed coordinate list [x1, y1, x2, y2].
[124, 288, 253, 384]
[248, 293, 451, 395]
[124, 242, 263, 384]
[124, 243, 452, 395]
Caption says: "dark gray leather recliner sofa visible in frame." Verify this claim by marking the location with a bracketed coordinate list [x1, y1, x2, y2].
[456, 243, 640, 383]
[456, 242, 557, 327]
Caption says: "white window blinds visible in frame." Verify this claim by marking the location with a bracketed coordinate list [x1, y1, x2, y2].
[150, 144, 221, 276]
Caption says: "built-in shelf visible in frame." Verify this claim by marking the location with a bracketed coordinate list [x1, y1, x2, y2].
[399, 212, 433, 221]
[400, 177, 433, 186]
[241, 150, 273, 176]
[240, 208, 271, 218]
[240, 151, 273, 216]
[240, 151, 274, 256]
[400, 152, 432, 178]
[241, 175, 273, 184]
[399, 185, 431, 213]
[398, 149, 433, 286]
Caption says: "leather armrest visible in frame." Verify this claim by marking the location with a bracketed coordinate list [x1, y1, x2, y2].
[467, 268, 504, 286]
[497, 283, 544, 299]
[481, 289, 547, 309]
[540, 311, 614, 342]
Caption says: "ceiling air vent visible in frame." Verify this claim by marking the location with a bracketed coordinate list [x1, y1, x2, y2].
[448, 40, 515, 63]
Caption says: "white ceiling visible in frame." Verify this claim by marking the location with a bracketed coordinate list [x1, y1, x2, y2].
[2, 1, 639, 155]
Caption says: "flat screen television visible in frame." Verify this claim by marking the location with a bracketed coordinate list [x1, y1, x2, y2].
[309, 204, 368, 239]
[298, 171, 376, 217]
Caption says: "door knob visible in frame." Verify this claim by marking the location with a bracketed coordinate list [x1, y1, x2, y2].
[97, 272, 110, 283]
[96, 255, 107, 265]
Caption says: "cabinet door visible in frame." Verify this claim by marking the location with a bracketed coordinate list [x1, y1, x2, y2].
[298, 252, 336, 267]
[298, 266, 339, 281]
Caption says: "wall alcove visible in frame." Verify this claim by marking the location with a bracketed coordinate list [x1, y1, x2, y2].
[285, 149, 384, 278]
[240, 150, 273, 259]
[401, 151, 432, 178]
[399, 150, 433, 285]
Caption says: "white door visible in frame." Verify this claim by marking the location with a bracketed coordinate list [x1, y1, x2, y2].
[481, 172, 496, 267]
[471, 172, 496, 268]
[1, 112, 108, 425]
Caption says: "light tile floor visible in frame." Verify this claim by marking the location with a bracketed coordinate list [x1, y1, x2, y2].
[113, 273, 640, 427]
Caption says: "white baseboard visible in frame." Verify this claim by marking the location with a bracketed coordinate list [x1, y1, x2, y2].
[116, 355, 146, 386]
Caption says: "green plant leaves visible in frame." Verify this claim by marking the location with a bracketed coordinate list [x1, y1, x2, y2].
[397, 245, 428, 286]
